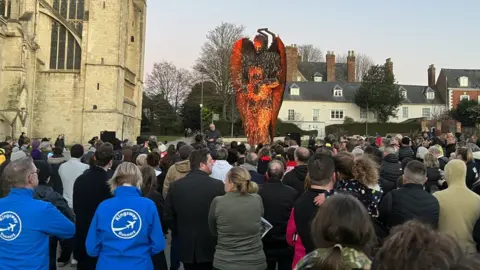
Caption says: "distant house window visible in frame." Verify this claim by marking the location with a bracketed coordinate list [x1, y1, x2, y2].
[402, 107, 409, 118]
[288, 110, 295, 121]
[459, 76, 469, 87]
[296, 76, 302, 81]
[360, 108, 367, 119]
[312, 109, 320, 121]
[478, 96, 480, 104]
[313, 72, 323, 82]
[290, 84, 300, 96]
[426, 92, 435, 100]
[330, 110, 344, 120]
[422, 108, 431, 119]
[401, 90, 407, 99]
[460, 94, 470, 101]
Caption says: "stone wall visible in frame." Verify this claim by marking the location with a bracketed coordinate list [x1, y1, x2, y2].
[33, 71, 81, 142]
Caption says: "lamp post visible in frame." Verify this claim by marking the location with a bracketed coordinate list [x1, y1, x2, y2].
[200, 79, 204, 133]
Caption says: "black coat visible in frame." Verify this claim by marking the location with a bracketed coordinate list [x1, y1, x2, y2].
[164, 170, 225, 264]
[378, 183, 439, 230]
[425, 167, 442, 193]
[73, 166, 112, 270]
[283, 165, 308, 200]
[398, 146, 414, 162]
[258, 180, 297, 259]
[380, 154, 402, 195]
[293, 188, 329, 254]
[466, 161, 479, 189]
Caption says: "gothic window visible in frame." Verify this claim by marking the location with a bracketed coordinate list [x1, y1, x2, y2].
[49, 0, 84, 70]
[0, 0, 11, 18]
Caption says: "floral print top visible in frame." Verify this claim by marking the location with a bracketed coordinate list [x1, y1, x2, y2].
[294, 247, 372, 270]
[337, 179, 383, 217]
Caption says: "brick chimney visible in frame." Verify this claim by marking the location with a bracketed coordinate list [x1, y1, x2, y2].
[286, 44, 300, 81]
[385, 58, 393, 74]
[428, 64, 436, 87]
[326, 51, 336, 82]
[347, 50, 356, 82]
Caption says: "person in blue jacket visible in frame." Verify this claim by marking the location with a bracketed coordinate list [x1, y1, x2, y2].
[0, 157, 75, 269]
[86, 162, 166, 270]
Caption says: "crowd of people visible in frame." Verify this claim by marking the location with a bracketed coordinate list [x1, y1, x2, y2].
[1, 125, 480, 269]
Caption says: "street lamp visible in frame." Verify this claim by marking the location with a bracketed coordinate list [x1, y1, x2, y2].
[200, 79, 204, 133]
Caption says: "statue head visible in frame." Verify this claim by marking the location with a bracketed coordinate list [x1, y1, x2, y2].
[253, 35, 267, 53]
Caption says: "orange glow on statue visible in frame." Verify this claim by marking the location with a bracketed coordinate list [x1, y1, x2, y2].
[231, 28, 287, 146]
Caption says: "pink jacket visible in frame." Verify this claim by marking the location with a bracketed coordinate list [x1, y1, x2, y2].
[286, 208, 305, 269]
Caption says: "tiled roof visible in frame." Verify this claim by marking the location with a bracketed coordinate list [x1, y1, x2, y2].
[298, 62, 348, 81]
[442, 69, 480, 88]
[284, 82, 445, 105]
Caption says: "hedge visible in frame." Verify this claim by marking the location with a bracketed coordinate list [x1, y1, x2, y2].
[325, 122, 421, 137]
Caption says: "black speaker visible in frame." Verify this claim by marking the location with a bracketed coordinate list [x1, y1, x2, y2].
[287, 132, 301, 146]
[100, 131, 116, 144]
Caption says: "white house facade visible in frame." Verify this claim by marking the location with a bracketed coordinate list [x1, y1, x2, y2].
[279, 82, 446, 137]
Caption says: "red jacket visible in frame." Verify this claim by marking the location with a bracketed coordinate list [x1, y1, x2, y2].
[286, 208, 305, 269]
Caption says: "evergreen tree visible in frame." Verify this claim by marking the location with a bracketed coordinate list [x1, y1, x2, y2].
[450, 99, 479, 127]
[354, 65, 403, 123]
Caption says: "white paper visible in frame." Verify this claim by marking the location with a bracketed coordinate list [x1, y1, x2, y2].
[260, 217, 273, 238]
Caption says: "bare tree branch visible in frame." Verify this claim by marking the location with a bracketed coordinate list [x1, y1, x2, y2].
[194, 22, 245, 120]
[297, 44, 323, 62]
[336, 52, 375, 82]
[145, 61, 193, 112]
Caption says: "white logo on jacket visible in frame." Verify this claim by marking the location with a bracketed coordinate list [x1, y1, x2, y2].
[0, 211, 22, 241]
[111, 209, 142, 239]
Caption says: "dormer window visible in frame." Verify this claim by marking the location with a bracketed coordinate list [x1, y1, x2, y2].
[459, 76, 469, 87]
[333, 85, 343, 97]
[313, 72, 323, 82]
[400, 86, 407, 99]
[290, 84, 300, 96]
[426, 92, 435, 100]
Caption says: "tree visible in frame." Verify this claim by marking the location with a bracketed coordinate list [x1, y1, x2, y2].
[142, 92, 179, 135]
[194, 22, 245, 120]
[336, 52, 375, 82]
[145, 61, 192, 113]
[450, 99, 479, 127]
[297, 44, 323, 62]
[354, 65, 403, 123]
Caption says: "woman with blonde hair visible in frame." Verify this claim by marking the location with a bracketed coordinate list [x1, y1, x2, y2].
[456, 147, 479, 189]
[423, 153, 442, 193]
[86, 162, 166, 270]
[208, 167, 266, 270]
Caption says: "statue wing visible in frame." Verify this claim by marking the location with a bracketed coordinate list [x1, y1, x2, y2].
[231, 38, 255, 125]
[268, 36, 287, 140]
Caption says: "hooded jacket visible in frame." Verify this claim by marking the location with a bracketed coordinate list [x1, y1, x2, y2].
[0, 188, 75, 270]
[210, 160, 232, 182]
[86, 186, 166, 270]
[162, 160, 191, 198]
[433, 160, 480, 254]
[398, 145, 414, 161]
[283, 165, 308, 199]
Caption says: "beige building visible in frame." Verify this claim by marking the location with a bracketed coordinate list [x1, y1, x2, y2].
[0, 0, 146, 144]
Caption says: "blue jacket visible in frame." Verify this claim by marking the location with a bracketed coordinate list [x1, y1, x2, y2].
[0, 188, 75, 269]
[86, 186, 166, 270]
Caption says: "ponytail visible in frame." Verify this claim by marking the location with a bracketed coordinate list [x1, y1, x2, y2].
[237, 180, 258, 195]
[228, 167, 259, 195]
[314, 244, 346, 270]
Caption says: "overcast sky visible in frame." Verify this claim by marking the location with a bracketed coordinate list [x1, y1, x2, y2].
[144, 0, 479, 85]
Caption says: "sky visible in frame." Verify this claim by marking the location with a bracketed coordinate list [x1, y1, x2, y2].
[144, 0, 479, 85]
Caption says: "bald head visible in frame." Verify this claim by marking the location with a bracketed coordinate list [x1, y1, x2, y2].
[295, 147, 311, 164]
[209, 124, 215, 131]
[267, 160, 285, 180]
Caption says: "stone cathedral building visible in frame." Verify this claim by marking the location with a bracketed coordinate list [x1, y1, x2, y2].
[0, 0, 146, 144]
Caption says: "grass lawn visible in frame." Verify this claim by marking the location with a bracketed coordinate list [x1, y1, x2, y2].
[156, 135, 184, 143]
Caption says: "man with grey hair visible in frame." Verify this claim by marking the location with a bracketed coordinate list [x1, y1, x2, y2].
[0, 157, 75, 269]
[210, 148, 232, 182]
[378, 160, 439, 231]
[380, 145, 402, 195]
[258, 159, 297, 269]
[240, 152, 264, 185]
[429, 145, 449, 171]
[283, 147, 311, 199]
